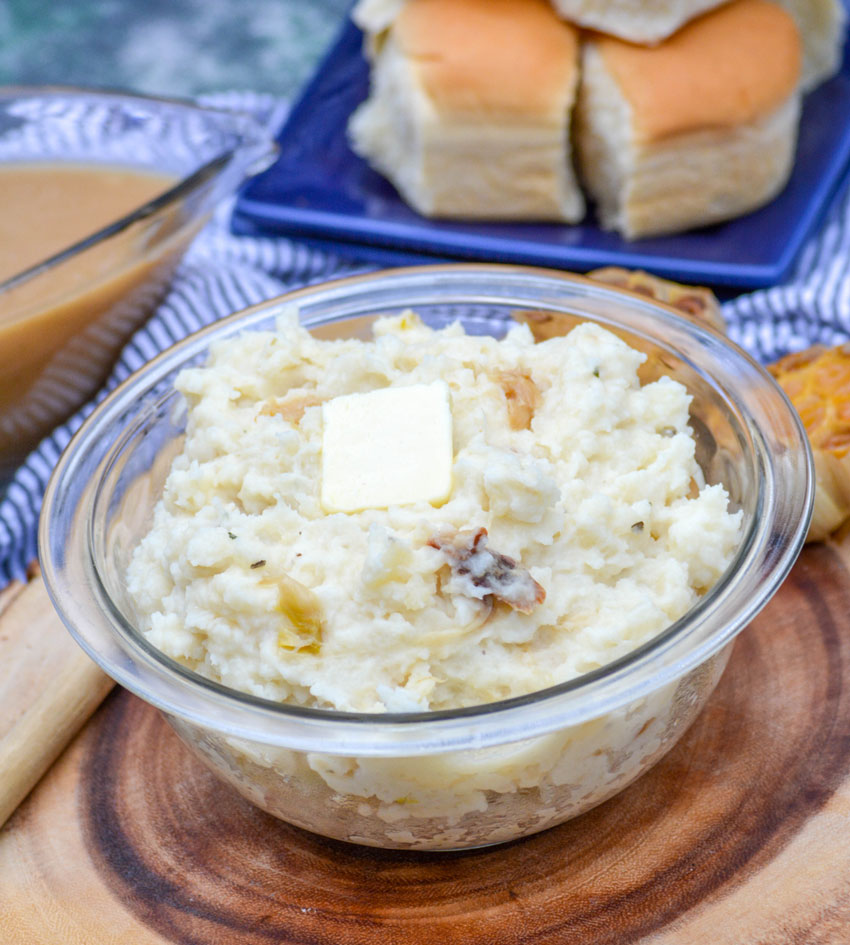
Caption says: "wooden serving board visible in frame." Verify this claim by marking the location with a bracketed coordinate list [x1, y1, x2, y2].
[2, 541, 850, 944]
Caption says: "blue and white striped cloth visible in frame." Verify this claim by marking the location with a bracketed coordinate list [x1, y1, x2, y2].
[2, 112, 850, 584]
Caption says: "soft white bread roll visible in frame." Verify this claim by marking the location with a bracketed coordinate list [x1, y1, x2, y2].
[775, 0, 846, 90]
[575, 0, 803, 239]
[352, 0, 406, 35]
[351, 0, 406, 59]
[548, 0, 727, 43]
[348, 0, 585, 222]
[354, 0, 844, 88]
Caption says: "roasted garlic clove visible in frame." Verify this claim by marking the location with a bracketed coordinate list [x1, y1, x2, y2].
[258, 392, 323, 423]
[497, 369, 541, 431]
[269, 573, 324, 654]
[428, 527, 545, 614]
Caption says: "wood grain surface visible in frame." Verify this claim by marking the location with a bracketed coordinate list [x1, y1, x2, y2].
[2, 541, 850, 944]
[0, 572, 113, 829]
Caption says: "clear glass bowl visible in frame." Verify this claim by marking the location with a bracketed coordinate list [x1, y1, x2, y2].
[39, 265, 813, 850]
[0, 86, 276, 485]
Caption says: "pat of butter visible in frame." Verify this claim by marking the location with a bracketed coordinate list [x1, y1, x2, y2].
[321, 381, 453, 512]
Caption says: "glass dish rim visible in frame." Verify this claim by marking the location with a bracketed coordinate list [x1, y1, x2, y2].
[0, 84, 275, 310]
[38, 263, 814, 752]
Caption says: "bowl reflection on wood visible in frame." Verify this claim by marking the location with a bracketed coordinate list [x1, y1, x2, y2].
[39, 266, 813, 850]
[0, 87, 276, 486]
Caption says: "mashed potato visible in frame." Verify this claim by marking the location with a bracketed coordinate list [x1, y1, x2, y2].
[127, 310, 741, 714]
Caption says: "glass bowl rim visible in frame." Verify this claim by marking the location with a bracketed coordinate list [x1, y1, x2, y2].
[38, 263, 814, 754]
[0, 84, 276, 309]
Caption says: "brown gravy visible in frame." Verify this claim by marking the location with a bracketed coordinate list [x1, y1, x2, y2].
[0, 163, 191, 484]
[0, 164, 175, 285]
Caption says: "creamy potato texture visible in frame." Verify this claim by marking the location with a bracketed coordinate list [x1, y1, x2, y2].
[127, 311, 741, 713]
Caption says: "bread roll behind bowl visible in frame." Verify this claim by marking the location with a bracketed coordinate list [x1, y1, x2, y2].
[351, 0, 406, 62]
[352, 0, 406, 50]
[770, 343, 850, 542]
[548, 0, 843, 89]
[775, 0, 847, 91]
[348, 0, 585, 222]
[575, 0, 803, 239]
[548, 0, 727, 43]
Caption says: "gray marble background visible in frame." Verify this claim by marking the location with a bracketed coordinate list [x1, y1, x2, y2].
[0, 0, 351, 100]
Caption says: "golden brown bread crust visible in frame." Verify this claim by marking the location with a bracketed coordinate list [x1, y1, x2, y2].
[596, 0, 802, 142]
[513, 269, 724, 341]
[394, 0, 579, 120]
[770, 343, 850, 541]
[770, 345, 850, 459]
[588, 267, 725, 333]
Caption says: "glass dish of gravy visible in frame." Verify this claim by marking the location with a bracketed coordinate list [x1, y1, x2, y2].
[0, 87, 276, 486]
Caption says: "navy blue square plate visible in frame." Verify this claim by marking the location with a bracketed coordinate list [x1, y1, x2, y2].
[234, 16, 850, 289]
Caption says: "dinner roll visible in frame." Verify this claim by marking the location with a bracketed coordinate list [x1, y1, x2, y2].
[351, 0, 405, 58]
[348, 0, 585, 222]
[574, 0, 803, 239]
[775, 0, 847, 90]
[352, 0, 405, 33]
[548, 0, 727, 43]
